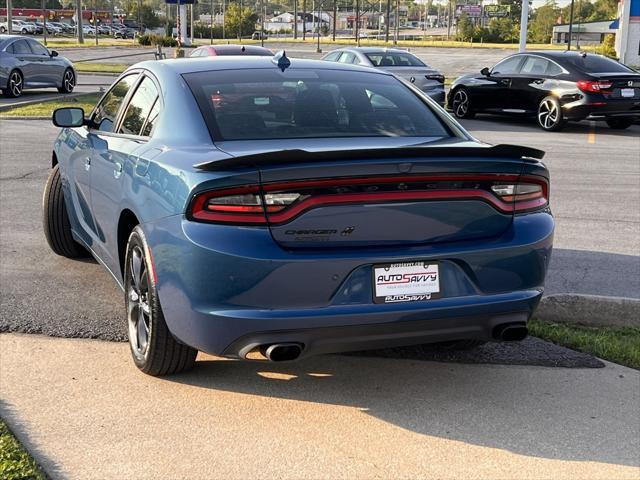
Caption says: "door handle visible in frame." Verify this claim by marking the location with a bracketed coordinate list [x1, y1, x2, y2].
[84, 157, 91, 171]
[114, 163, 123, 179]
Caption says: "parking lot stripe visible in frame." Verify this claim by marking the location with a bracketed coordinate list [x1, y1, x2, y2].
[588, 121, 597, 144]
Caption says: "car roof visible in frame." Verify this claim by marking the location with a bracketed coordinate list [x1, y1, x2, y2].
[0, 35, 23, 47]
[135, 56, 395, 77]
[209, 44, 272, 54]
[336, 47, 415, 54]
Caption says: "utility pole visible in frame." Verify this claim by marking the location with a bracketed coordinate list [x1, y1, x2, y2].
[210, 0, 214, 43]
[42, 0, 47, 46]
[6, 0, 12, 34]
[332, 0, 336, 41]
[190, 2, 194, 43]
[518, 0, 529, 52]
[385, 0, 390, 42]
[393, 0, 399, 44]
[294, 0, 298, 39]
[446, 0, 451, 40]
[316, 0, 321, 51]
[76, 0, 84, 43]
[567, 0, 574, 50]
[261, 0, 265, 46]
[238, 0, 242, 40]
[355, 0, 359, 45]
[302, 0, 306, 40]
[222, 0, 225, 38]
[93, 0, 98, 46]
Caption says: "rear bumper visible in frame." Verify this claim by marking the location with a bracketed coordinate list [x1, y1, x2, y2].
[563, 97, 640, 121]
[144, 211, 554, 357]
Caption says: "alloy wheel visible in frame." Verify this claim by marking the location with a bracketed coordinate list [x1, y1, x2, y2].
[63, 70, 75, 92]
[9, 72, 22, 97]
[452, 89, 470, 117]
[538, 99, 559, 130]
[127, 245, 151, 358]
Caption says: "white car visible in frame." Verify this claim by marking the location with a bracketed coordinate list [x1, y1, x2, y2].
[0, 20, 37, 34]
[82, 25, 96, 35]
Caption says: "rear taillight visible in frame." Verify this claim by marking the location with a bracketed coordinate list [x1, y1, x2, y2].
[189, 175, 549, 225]
[576, 80, 613, 93]
[426, 74, 445, 83]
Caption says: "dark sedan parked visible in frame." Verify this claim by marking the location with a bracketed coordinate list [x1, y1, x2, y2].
[447, 51, 640, 131]
[0, 35, 76, 98]
[322, 47, 446, 105]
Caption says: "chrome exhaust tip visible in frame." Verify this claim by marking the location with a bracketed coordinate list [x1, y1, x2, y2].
[262, 343, 303, 362]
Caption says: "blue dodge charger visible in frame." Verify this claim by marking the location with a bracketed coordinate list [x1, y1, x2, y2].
[44, 53, 554, 376]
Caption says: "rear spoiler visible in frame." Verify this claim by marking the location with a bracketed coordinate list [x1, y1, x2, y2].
[194, 144, 545, 172]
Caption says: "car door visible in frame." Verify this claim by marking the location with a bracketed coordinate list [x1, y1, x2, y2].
[476, 55, 524, 111]
[9, 39, 38, 86]
[89, 73, 160, 272]
[25, 39, 60, 86]
[511, 55, 554, 112]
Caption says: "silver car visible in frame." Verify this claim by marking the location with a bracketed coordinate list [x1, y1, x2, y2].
[0, 35, 76, 98]
[322, 47, 445, 105]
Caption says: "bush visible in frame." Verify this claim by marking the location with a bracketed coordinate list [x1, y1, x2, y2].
[596, 34, 617, 59]
[138, 34, 178, 47]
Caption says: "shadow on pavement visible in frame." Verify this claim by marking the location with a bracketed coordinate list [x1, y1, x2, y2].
[169, 354, 638, 468]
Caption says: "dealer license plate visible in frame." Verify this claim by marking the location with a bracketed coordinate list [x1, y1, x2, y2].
[373, 261, 441, 304]
[621, 88, 635, 98]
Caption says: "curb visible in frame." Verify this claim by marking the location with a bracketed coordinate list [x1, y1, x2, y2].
[536, 294, 640, 328]
[0, 116, 51, 120]
[0, 91, 99, 112]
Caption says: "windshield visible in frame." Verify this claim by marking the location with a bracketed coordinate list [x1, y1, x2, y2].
[564, 54, 634, 74]
[366, 52, 426, 67]
[184, 68, 450, 141]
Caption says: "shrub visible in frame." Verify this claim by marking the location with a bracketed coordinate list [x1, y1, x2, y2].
[138, 34, 177, 47]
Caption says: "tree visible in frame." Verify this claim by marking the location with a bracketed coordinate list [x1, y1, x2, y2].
[224, 3, 258, 38]
[455, 12, 474, 41]
[529, 0, 560, 44]
[587, 0, 618, 21]
[126, 2, 161, 29]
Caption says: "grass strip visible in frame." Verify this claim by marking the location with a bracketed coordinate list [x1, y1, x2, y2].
[0, 93, 101, 118]
[529, 319, 640, 369]
[74, 63, 128, 74]
[0, 419, 46, 480]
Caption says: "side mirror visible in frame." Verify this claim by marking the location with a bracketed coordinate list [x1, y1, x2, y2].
[50, 50, 58, 57]
[480, 67, 490, 76]
[52, 107, 85, 128]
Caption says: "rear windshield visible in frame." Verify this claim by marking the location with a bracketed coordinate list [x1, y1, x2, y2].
[564, 54, 634, 74]
[366, 52, 426, 67]
[184, 68, 450, 141]
[214, 47, 272, 56]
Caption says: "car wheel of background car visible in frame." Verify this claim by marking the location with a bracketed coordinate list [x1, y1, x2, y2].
[537, 96, 566, 132]
[605, 118, 634, 130]
[125, 226, 198, 376]
[0, 26, 6, 33]
[436, 339, 488, 350]
[42, 164, 86, 258]
[451, 88, 475, 119]
[58, 69, 75, 94]
[6, 70, 23, 98]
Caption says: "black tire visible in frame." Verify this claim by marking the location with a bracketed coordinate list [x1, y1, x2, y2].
[6, 70, 23, 98]
[57, 68, 75, 94]
[0, 26, 6, 33]
[451, 87, 475, 119]
[436, 339, 488, 350]
[606, 118, 634, 130]
[124, 226, 198, 376]
[42, 164, 85, 258]
[537, 96, 566, 131]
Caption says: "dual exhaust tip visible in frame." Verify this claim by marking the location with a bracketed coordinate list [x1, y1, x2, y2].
[260, 343, 303, 362]
[493, 323, 529, 342]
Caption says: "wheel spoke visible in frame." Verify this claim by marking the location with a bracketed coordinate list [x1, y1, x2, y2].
[137, 307, 149, 350]
[130, 247, 143, 292]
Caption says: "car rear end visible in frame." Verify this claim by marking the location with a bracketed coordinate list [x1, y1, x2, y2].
[145, 61, 553, 361]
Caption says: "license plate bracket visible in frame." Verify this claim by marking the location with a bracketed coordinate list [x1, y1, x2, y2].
[372, 261, 441, 304]
[621, 88, 635, 98]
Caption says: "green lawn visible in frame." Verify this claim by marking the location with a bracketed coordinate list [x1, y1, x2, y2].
[74, 63, 128, 74]
[0, 420, 45, 480]
[0, 93, 101, 118]
[529, 319, 640, 369]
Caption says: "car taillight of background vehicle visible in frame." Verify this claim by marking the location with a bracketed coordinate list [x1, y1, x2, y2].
[426, 74, 445, 84]
[189, 175, 549, 225]
[576, 80, 613, 93]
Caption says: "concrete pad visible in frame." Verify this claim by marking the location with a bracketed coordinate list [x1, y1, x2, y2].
[1, 334, 638, 480]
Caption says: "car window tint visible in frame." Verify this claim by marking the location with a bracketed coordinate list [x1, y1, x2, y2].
[492, 56, 522, 75]
[6, 43, 15, 54]
[119, 77, 159, 136]
[366, 53, 426, 67]
[92, 74, 138, 132]
[563, 54, 634, 73]
[546, 61, 563, 76]
[27, 39, 49, 56]
[338, 52, 356, 63]
[520, 56, 550, 76]
[184, 68, 452, 141]
[141, 98, 161, 137]
[12, 40, 31, 55]
[324, 51, 341, 61]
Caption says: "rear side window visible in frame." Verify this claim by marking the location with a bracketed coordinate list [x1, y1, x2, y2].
[119, 77, 160, 136]
[338, 52, 356, 64]
[184, 68, 451, 141]
[520, 56, 550, 76]
[5, 43, 15, 54]
[323, 51, 341, 62]
[564, 54, 634, 74]
[12, 40, 31, 55]
[366, 53, 426, 67]
[92, 74, 139, 132]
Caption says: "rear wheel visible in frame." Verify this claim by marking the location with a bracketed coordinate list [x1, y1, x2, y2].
[606, 118, 634, 130]
[42, 165, 85, 258]
[125, 226, 198, 376]
[57, 68, 75, 94]
[6, 70, 23, 98]
[451, 88, 475, 119]
[537, 96, 566, 131]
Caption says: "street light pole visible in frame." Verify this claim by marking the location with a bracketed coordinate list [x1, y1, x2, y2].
[76, 0, 84, 43]
[385, 0, 390, 42]
[42, 0, 47, 46]
[567, 0, 575, 50]
[6, 0, 12, 34]
[518, 0, 529, 52]
[210, 0, 214, 43]
[393, 0, 399, 44]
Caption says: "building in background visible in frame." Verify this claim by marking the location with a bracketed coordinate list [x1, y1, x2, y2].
[615, 0, 640, 65]
[552, 19, 617, 45]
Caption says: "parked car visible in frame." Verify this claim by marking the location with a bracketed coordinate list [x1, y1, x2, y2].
[322, 47, 446, 105]
[26, 21, 44, 34]
[190, 44, 273, 57]
[0, 20, 37, 34]
[49, 22, 74, 34]
[82, 25, 96, 35]
[45, 54, 553, 376]
[114, 28, 136, 39]
[0, 35, 76, 97]
[33, 21, 63, 35]
[448, 51, 640, 131]
[251, 31, 268, 40]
